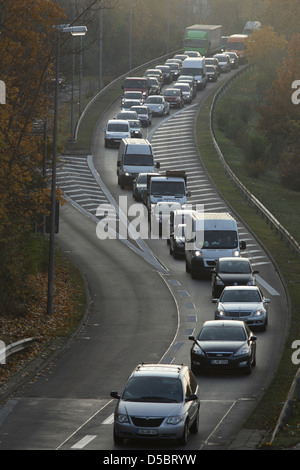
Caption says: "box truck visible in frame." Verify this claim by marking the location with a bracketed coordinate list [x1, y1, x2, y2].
[183, 24, 222, 56]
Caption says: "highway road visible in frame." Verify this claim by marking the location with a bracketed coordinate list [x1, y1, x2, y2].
[0, 67, 288, 452]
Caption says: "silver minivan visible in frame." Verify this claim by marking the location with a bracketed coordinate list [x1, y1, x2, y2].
[110, 363, 200, 445]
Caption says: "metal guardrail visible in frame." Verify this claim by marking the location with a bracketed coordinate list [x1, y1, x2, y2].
[0, 337, 39, 365]
[270, 367, 300, 443]
[209, 67, 300, 260]
[209, 66, 300, 445]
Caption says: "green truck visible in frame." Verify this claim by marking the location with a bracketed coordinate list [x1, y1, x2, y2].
[183, 24, 222, 56]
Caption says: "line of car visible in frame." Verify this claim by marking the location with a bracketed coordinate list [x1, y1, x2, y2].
[104, 50, 227, 148]
[107, 51, 263, 446]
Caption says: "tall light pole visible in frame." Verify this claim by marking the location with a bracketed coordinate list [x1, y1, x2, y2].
[47, 24, 87, 315]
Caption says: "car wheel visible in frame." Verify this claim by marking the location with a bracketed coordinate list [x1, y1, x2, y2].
[178, 421, 188, 446]
[185, 260, 191, 273]
[190, 409, 199, 434]
[244, 361, 252, 375]
[113, 429, 123, 445]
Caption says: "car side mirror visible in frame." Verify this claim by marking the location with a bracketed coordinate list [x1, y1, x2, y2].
[110, 391, 120, 399]
[185, 393, 198, 402]
[212, 298, 218, 303]
[240, 241, 246, 250]
[156, 162, 160, 169]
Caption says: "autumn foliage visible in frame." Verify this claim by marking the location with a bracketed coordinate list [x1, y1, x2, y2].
[0, 0, 65, 313]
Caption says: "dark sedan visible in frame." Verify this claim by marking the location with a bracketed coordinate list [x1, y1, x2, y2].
[206, 65, 218, 82]
[169, 224, 185, 258]
[211, 257, 259, 297]
[189, 320, 257, 375]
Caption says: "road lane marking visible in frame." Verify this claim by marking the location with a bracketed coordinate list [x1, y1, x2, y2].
[71, 435, 96, 449]
[256, 275, 280, 296]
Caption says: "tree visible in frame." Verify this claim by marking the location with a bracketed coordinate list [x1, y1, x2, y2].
[246, 26, 287, 99]
[258, 34, 300, 159]
[261, 0, 300, 40]
[0, 0, 65, 313]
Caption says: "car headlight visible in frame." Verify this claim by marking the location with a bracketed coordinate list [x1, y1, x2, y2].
[116, 413, 129, 424]
[234, 345, 250, 357]
[233, 250, 240, 256]
[216, 278, 224, 285]
[253, 309, 265, 317]
[192, 343, 205, 356]
[247, 280, 255, 285]
[167, 415, 185, 425]
[216, 309, 225, 316]
[194, 250, 202, 257]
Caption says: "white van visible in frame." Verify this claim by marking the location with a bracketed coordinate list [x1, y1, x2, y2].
[180, 57, 208, 90]
[185, 212, 246, 278]
[104, 119, 131, 148]
[117, 138, 160, 188]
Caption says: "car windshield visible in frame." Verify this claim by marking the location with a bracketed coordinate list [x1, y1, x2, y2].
[107, 123, 129, 132]
[198, 325, 247, 341]
[202, 230, 238, 249]
[151, 180, 185, 196]
[164, 89, 180, 96]
[218, 260, 251, 274]
[128, 120, 141, 129]
[122, 376, 183, 403]
[220, 289, 262, 303]
[124, 154, 153, 166]
[146, 97, 163, 103]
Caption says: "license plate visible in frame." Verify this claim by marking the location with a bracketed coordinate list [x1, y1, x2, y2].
[136, 428, 158, 436]
[211, 359, 228, 365]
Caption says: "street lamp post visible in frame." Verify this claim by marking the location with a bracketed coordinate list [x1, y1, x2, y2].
[47, 24, 87, 315]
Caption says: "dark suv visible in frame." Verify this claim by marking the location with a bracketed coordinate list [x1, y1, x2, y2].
[110, 363, 200, 445]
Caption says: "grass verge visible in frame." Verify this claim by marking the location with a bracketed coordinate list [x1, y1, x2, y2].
[196, 72, 300, 448]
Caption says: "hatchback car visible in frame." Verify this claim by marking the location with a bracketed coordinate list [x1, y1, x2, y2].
[213, 285, 270, 331]
[144, 95, 170, 116]
[206, 65, 218, 82]
[128, 119, 143, 139]
[155, 65, 172, 84]
[204, 57, 221, 75]
[116, 110, 139, 121]
[167, 62, 181, 81]
[104, 119, 131, 148]
[163, 88, 184, 108]
[130, 105, 152, 127]
[169, 224, 186, 258]
[147, 76, 161, 95]
[110, 363, 200, 445]
[214, 53, 231, 72]
[189, 320, 257, 375]
[132, 172, 160, 201]
[211, 257, 259, 297]
[144, 69, 164, 87]
[177, 75, 197, 97]
[121, 91, 144, 105]
[120, 99, 142, 112]
[227, 51, 239, 69]
[173, 82, 193, 103]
